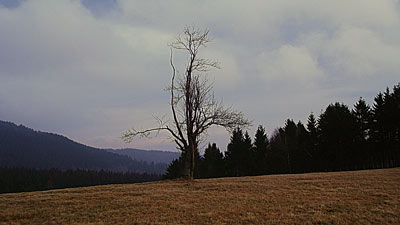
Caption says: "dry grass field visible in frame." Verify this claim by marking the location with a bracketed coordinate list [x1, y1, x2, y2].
[0, 168, 399, 224]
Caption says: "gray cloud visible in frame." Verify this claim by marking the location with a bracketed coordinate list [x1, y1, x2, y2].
[0, 0, 399, 151]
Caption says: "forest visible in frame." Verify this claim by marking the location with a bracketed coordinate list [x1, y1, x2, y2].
[0, 121, 169, 174]
[165, 83, 400, 179]
[0, 167, 161, 193]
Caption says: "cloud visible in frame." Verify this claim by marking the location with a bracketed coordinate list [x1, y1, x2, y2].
[0, 0, 399, 151]
[257, 45, 322, 83]
[0, 0, 171, 146]
[322, 27, 400, 78]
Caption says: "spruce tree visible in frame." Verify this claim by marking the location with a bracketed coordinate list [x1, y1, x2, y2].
[200, 143, 224, 178]
[282, 119, 297, 173]
[318, 103, 357, 171]
[253, 125, 269, 175]
[382, 85, 400, 167]
[163, 159, 183, 179]
[267, 129, 287, 174]
[306, 113, 319, 170]
[307, 113, 318, 138]
[296, 121, 310, 172]
[392, 83, 400, 166]
[371, 92, 386, 167]
[353, 98, 372, 141]
[352, 97, 372, 168]
[243, 131, 254, 175]
[225, 128, 253, 176]
[225, 128, 245, 176]
[164, 150, 201, 179]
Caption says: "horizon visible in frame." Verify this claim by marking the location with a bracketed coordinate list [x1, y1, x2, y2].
[1, 0, 399, 152]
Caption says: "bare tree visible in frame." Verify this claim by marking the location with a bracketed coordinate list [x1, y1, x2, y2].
[122, 26, 250, 179]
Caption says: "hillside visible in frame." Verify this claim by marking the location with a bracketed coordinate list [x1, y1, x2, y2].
[0, 120, 168, 174]
[0, 168, 399, 224]
[106, 148, 179, 164]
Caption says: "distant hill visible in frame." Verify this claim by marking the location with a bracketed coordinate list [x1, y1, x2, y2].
[106, 148, 179, 164]
[0, 120, 170, 174]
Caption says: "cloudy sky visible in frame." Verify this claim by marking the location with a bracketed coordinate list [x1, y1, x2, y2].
[1, 0, 399, 152]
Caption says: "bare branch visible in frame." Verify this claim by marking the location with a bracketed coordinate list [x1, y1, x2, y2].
[123, 26, 250, 179]
[170, 49, 188, 148]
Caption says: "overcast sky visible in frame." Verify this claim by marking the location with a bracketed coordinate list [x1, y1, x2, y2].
[1, 0, 399, 152]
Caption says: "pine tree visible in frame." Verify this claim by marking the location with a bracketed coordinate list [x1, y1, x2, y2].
[352, 97, 372, 168]
[371, 92, 386, 168]
[267, 129, 287, 174]
[392, 83, 400, 166]
[225, 128, 253, 176]
[163, 159, 183, 179]
[318, 103, 357, 171]
[164, 150, 201, 179]
[253, 125, 269, 175]
[296, 121, 310, 172]
[282, 119, 297, 173]
[381, 85, 400, 167]
[307, 113, 318, 138]
[353, 97, 372, 141]
[243, 131, 254, 175]
[306, 113, 319, 170]
[200, 143, 224, 178]
[225, 128, 245, 176]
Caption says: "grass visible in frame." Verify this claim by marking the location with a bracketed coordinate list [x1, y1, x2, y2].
[1, 168, 399, 224]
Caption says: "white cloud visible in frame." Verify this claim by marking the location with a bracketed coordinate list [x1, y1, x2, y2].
[201, 48, 242, 90]
[323, 27, 400, 77]
[113, 25, 174, 55]
[1, 0, 400, 150]
[258, 45, 322, 82]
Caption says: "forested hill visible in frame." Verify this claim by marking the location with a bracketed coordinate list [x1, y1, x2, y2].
[0, 121, 168, 174]
[106, 148, 179, 164]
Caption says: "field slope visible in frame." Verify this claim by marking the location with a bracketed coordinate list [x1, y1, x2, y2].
[1, 168, 399, 224]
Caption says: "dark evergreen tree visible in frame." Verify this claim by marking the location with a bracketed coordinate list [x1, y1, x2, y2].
[282, 119, 297, 173]
[371, 92, 387, 167]
[353, 97, 372, 141]
[267, 129, 288, 174]
[243, 131, 255, 175]
[318, 103, 357, 171]
[164, 149, 201, 179]
[306, 113, 319, 170]
[224, 128, 242, 176]
[275, 120, 311, 173]
[224, 128, 252, 176]
[163, 159, 183, 179]
[352, 97, 372, 168]
[253, 125, 269, 175]
[377, 85, 400, 167]
[384, 86, 400, 167]
[295, 121, 311, 172]
[392, 83, 400, 166]
[200, 143, 225, 178]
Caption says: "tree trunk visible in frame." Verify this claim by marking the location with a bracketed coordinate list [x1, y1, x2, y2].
[183, 149, 191, 178]
[190, 144, 195, 179]
[186, 137, 195, 179]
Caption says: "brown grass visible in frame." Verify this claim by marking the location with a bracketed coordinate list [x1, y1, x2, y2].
[1, 168, 399, 224]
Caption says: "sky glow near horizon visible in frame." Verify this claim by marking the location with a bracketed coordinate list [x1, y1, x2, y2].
[0, 0, 399, 152]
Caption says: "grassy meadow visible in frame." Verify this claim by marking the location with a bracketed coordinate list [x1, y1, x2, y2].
[0, 168, 399, 224]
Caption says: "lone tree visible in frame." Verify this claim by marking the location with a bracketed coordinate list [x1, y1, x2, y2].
[122, 27, 250, 179]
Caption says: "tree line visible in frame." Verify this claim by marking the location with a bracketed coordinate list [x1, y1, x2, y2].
[0, 167, 161, 194]
[165, 83, 400, 179]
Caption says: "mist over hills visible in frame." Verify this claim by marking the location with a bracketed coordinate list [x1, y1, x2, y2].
[106, 148, 179, 164]
[0, 120, 177, 174]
